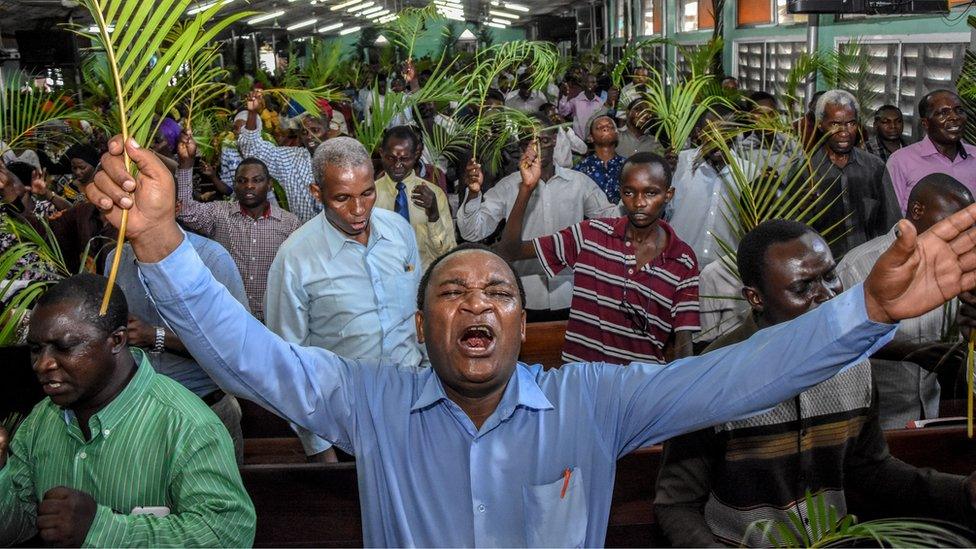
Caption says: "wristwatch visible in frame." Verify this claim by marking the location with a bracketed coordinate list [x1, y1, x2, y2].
[152, 326, 166, 354]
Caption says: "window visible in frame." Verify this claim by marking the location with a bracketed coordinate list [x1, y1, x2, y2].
[734, 39, 809, 105]
[736, 0, 807, 27]
[643, 0, 663, 36]
[641, 41, 667, 75]
[576, 4, 604, 51]
[678, 0, 714, 31]
[676, 41, 706, 80]
[836, 36, 968, 138]
[615, 0, 626, 38]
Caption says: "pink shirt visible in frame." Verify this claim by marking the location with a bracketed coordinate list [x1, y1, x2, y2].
[884, 135, 976, 212]
[558, 91, 605, 140]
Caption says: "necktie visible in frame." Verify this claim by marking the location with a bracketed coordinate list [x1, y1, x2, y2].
[394, 181, 410, 222]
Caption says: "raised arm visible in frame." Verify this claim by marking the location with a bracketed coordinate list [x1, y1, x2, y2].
[494, 141, 542, 262]
[456, 164, 512, 242]
[174, 130, 218, 236]
[86, 136, 363, 450]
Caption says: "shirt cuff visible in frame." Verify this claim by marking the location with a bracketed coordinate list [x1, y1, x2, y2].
[83, 505, 126, 547]
[136, 232, 206, 306]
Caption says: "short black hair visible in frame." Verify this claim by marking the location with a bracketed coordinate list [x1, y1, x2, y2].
[381, 125, 420, 151]
[4, 161, 34, 187]
[236, 157, 271, 181]
[35, 273, 128, 336]
[486, 89, 506, 103]
[874, 104, 902, 120]
[918, 89, 961, 119]
[538, 102, 555, 113]
[737, 219, 817, 291]
[417, 243, 526, 310]
[694, 104, 733, 130]
[621, 151, 672, 188]
[748, 90, 778, 107]
[626, 98, 649, 112]
[907, 172, 974, 206]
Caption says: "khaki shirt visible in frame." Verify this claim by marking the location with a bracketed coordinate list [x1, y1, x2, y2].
[375, 172, 456, 269]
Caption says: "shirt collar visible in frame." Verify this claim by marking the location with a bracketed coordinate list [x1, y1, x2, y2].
[919, 134, 971, 160]
[410, 363, 554, 414]
[239, 202, 272, 219]
[320, 210, 387, 257]
[63, 348, 155, 433]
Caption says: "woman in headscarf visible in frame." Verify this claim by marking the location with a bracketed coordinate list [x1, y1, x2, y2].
[62, 144, 101, 202]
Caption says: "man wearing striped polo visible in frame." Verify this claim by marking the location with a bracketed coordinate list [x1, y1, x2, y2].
[0, 274, 254, 547]
[496, 150, 699, 365]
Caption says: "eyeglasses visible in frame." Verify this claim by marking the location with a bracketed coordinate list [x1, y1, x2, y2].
[620, 284, 650, 335]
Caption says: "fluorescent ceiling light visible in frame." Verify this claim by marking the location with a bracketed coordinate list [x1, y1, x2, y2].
[330, 0, 361, 9]
[435, 0, 462, 5]
[318, 22, 343, 32]
[86, 25, 115, 33]
[504, 2, 530, 11]
[248, 9, 286, 24]
[489, 9, 518, 18]
[339, 25, 362, 35]
[489, 18, 511, 25]
[360, 6, 383, 15]
[485, 21, 505, 28]
[366, 9, 391, 18]
[436, 5, 464, 13]
[344, 0, 373, 11]
[376, 13, 397, 22]
[286, 18, 318, 30]
[442, 12, 465, 20]
[187, 0, 234, 15]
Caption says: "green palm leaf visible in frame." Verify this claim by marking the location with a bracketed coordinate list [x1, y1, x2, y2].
[0, 70, 80, 151]
[383, 4, 442, 62]
[610, 38, 672, 89]
[75, 0, 251, 313]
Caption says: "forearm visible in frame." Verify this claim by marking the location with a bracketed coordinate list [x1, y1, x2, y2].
[136, 237, 356, 445]
[210, 174, 232, 196]
[245, 110, 259, 131]
[494, 185, 536, 261]
[173, 169, 215, 235]
[673, 330, 694, 360]
[41, 192, 72, 211]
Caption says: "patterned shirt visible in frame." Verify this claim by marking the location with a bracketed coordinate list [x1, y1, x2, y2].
[534, 217, 701, 365]
[0, 349, 255, 547]
[574, 153, 626, 204]
[176, 168, 301, 321]
[237, 128, 321, 223]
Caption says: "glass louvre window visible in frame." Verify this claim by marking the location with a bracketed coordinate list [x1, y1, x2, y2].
[837, 39, 967, 139]
[643, 0, 663, 36]
[734, 39, 808, 104]
[616, 0, 626, 38]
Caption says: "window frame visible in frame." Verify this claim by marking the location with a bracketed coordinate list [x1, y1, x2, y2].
[734, 0, 808, 29]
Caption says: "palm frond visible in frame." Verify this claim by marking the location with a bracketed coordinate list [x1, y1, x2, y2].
[353, 86, 409, 154]
[420, 114, 477, 166]
[383, 4, 442, 62]
[745, 491, 972, 548]
[0, 70, 80, 151]
[76, 0, 252, 314]
[475, 107, 541, 175]
[680, 37, 724, 79]
[640, 67, 731, 153]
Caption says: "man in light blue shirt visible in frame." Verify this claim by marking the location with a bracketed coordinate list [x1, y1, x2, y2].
[264, 137, 423, 461]
[88, 135, 976, 547]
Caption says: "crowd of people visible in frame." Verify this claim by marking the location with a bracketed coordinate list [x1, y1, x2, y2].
[3, 55, 976, 547]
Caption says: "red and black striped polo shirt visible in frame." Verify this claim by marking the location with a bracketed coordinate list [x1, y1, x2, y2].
[533, 217, 700, 365]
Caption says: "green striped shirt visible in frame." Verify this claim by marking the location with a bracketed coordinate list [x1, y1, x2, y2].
[0, 348, 255, 547]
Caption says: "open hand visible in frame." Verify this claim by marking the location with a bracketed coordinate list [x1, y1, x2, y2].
[86, 136, 182, 262]
[864, 212, 976, 323]
[36, 487, 97, 547]
[30, 169, 50, 198]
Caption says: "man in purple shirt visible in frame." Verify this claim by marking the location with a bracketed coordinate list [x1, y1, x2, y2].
[558, 73, 606, 140]
[883, 89, 976, 214]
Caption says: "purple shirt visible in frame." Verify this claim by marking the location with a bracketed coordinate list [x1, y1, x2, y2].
[884, 135, 976, 212]
[558, 92, 605, 140]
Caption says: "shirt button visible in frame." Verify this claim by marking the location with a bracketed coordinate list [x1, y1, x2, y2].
[79, 452, 87, 459]
[625, 241, 631, 247]
[102, 429, 110, 437]
[627, 269, 634, 275]
[477, 504, 486, 513]
[252, 239, 257, 243]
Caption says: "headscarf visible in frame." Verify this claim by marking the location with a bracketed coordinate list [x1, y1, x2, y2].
[65, 144, 101, 169]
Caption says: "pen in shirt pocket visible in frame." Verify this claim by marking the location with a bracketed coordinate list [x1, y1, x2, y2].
[560, 468, 571, 499]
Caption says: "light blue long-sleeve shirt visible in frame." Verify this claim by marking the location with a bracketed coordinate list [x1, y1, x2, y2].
[139, 235, 897, 548]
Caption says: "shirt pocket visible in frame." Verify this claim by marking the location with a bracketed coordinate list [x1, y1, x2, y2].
[381, 270, 418, 316]
[522, 467, 588, 548]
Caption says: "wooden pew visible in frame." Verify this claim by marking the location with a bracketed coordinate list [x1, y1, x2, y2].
[518, 320, 567, 369]
[241, 426, 976, 547]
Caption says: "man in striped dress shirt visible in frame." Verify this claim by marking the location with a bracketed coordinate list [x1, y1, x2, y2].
[497, 150, 699, 364]
[0, 274, 254, 547]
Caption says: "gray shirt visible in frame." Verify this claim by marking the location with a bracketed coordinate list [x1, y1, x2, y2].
[615, 126, 663, 160]
[837, 228, 943, 429]
[108, 231, 250, 397]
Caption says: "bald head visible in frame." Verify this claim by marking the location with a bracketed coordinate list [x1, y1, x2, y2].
[907, 173, 974, 233]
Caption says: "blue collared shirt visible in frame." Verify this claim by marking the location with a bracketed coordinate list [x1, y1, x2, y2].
[140, 237, 896, 547]
[574, 153, 626, 204]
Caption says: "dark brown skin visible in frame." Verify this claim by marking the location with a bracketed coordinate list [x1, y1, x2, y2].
[178, 129, 270, 219]
[310, 163, 376, 246]
[743, 232, 842, 328]
[874, 108, 904, 152]
[590, 115, 618, 161]
[83, 135, 976, 431]
[70, 158, 96, 187]
[381, 136, 440, 223]
[921, 91, 968, 161]
[818, 103, 859, 169]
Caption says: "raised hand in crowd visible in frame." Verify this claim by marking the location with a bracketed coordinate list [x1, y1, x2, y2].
[462, 158, 484, 199]
[176, 129, 197, 169]
[411, 183, 440, 222]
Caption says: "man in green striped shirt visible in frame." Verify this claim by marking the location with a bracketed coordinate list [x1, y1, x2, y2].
[0, 274, 255, 547]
